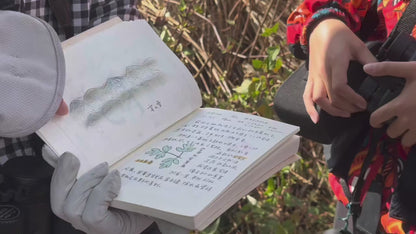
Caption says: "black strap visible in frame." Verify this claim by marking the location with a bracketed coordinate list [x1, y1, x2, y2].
[391, 0, 416, 36]
[358, 0, 379, 41]
[338, 127, 385, 233]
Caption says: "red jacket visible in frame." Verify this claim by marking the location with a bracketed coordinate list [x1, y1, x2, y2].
[286, 1, 416, 233]
[287, 0, 415, 59]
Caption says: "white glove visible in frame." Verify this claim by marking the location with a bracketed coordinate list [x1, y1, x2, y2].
[43, 147, 153, 234]
[42, 146, 191, 234]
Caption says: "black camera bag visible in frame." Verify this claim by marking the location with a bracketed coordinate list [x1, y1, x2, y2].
[274, 0, 381, 145]
[274, 0, 416, 232]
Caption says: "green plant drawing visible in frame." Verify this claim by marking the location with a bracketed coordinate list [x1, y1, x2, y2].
[145, 142, 196, 169]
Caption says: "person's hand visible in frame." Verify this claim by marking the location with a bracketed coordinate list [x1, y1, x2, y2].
[56, 100, 69, 115]
[43, 148, 155, 234]
[365, 61, 416, 147]
[42, 146, 191, 234]
[305, 19, 378, 123]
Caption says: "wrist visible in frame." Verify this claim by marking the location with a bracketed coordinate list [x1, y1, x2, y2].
[301, 7, 351, 55]
[309, 18, 350, 47]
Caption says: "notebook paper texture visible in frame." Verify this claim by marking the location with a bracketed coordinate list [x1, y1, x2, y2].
[38, 20, 202, 175]
[113, 108, 298, 216]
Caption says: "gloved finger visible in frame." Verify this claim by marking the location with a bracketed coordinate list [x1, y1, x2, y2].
[50, 152, 80, 220]
[63, 161, 109, 231]
[81, 170, 122, 233]
[82, 170, 155, 234]
[42, 144, 59, 168]
[155, 218, 191, 234]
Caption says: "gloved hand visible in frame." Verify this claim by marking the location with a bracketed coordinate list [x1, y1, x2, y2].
[42, 146, 191, 234]
[43, 147, 153, 234]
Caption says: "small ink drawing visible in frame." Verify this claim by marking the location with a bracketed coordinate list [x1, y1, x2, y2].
[145, 142, 196, 169]
[69, 59, 162, 127]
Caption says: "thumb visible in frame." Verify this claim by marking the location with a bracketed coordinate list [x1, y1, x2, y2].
[50, 152, 80, 220]
[364, 61, 416, 78]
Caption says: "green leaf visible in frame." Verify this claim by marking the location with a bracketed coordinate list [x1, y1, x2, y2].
[194, 5, 204, 14]
[146, 148, 166, 159]
[183, 48, 193, 57]
[261, 23, 280, 37]
[179, 0, 187, 12]
[233, 79, 252, 94]
[256, 104, 274, 119]
[267, 46, 281, 61]
[162, 145, 172, 153]
[160, 158, 178, 168]
[177, 142, 196, 152]
[252, 59, 264, 70]
[273, 58, 283, 73]
[265, 178, 276, 196]
[226, 20, 235, 25]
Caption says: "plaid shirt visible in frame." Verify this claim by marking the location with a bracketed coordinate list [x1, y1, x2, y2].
[0, 0, 141, 165]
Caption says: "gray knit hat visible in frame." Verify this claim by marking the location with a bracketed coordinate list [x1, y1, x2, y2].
[0, 11, 65, 137]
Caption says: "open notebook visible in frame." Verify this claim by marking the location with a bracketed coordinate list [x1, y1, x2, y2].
[38, 18, 300, 230]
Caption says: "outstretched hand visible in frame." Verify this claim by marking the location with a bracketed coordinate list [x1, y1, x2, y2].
[305, 19, 377, 123]
[365, 61, 416, 147]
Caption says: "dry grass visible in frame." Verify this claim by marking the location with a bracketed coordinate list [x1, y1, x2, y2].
[138, 0, 301, 101]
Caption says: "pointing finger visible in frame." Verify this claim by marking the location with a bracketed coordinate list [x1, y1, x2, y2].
[364, 61, 416, 79]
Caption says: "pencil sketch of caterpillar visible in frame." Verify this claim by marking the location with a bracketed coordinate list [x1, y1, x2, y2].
[70, 59, 162, 127]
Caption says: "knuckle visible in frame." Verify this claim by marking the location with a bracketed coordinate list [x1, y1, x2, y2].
[62, 204, 80, 221]
[51, 206, 64, 220]
[82, 213, 99, 227]
[312, 95, 325, 104]
[330, 98, 340, 106]
[355, 41, 367, 52]
[312, 97, 321, 105]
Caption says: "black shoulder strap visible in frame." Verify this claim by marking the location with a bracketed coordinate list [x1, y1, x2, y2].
[392, 0, 416, 35]
[358, 0, 379, 41]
